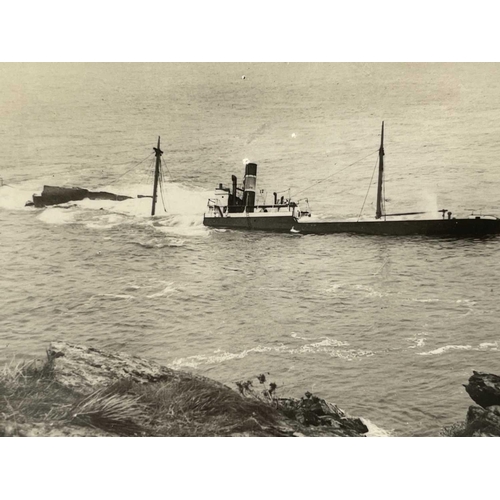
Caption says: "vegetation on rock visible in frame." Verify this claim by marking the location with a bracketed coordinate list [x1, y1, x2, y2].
[1, 343, 368, 437]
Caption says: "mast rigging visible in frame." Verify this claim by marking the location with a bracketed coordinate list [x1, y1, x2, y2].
[151, 136, 163, 216]
[375, 121, 385, 219]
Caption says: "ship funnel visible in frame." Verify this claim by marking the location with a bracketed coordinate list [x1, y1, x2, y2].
[231, 175, 238, 206]
[243, 163, 257, 212]
[231, 175, 237, 196]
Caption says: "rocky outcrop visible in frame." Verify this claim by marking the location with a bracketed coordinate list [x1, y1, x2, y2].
[464, 371, 500, 409]
[442, 371, 500, 436]
[45, 341, 223, 394]
[463, 405, 500, 437]
[276, 393, 368, 437]
[1, 342, 369, 437]
[0, 422, 115, 437]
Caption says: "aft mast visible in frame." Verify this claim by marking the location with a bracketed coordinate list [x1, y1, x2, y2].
[375, 121, 385, 220]
[152, 136, 163, 216]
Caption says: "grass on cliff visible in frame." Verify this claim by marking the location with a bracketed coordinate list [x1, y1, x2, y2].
[134, 377, 284, 436]
[1, 359, 287, 436]
[0, 359, 76, 425]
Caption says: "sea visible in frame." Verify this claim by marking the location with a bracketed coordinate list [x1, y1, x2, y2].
[1, 62, 500, 437]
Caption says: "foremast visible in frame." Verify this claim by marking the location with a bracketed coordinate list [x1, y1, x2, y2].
[152, 136, 163, 216]
[375, 121, 385, 220]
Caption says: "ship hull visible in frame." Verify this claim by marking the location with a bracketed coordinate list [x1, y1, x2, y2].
[32, 185, 131, 208]
[203, 214, 298, 232]
[294, 218, 500, 236]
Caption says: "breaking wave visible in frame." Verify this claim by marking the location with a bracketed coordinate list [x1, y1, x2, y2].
[171, 336, 374, 368]
[418, 342, 498, 356]
[11, 180, 213, 237]
[0, 183, 40, 210]
[146, 282, 177, 299]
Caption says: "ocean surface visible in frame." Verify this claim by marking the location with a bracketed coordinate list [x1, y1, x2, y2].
[1, 63, 500, 436]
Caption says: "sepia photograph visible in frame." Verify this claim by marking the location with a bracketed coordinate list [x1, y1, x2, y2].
[1, 2, 498, 498]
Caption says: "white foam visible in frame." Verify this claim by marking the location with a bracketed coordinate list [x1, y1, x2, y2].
[325, 348, 374, 360]
[354, 284, 383, 297]
[168, 238, 185, 247]
[418, 189, 440, 216]
[172, 339, 371, 368]
[0, 184, 42, 210]
[37, 207, 77, 225]
[407, 338, 426, 349]
[291, 332, 317, 341]
[309, 338, 349, 348]
[325, 283, 344, 293]
[325, 283, 383, 298]
[92, 294, 135, 301]
[171, 345, 274, 368]
[362, 418, 391, 437]
[479, 342, 498, 349]
[146, 283, 177, 299]
[418, 344, 472, 356]
[456, 299, 476, 306]
[23, 181, 213, 237]
[154, 215, 208, 237]
[419, 342, 498, 355]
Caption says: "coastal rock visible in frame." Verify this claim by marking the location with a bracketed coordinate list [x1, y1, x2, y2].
[464, 405, 500, 437]
[0, 421, 113, 437]
[46, 341, 224, 395]
[464, 371, 500, 409]
[441, 371, 500, 436]
[276, 393, 368, 436]
[1, 342, 368, 437]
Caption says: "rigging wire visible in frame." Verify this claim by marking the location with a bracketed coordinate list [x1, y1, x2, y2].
[161, 157, 175, 183]
[158, 164, 168, 213]
[140, 157, 156, 194]
[138, 163, 151, 189]
[113, 151, 156, 183]
[0, 148, 156, 188]
[357, 156, 379, 221]
[382, 161, 387, 220]
[291, 149, 378, 199]
[147, 157, 156, 186]
[107, 142, 167, 156]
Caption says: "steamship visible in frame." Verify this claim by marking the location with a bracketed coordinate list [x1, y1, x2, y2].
[203, 162, 310, 232]
[204, 124, 500, 237]
[294, 122, 500, 236]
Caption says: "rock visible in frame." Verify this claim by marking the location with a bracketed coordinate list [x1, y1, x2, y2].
[46, 341, 224, 395]
[464, 371, 500, 408]
[440, 421, 467, 437]
[0, 421, 114, 437]
[463, 405, 500, 436]
[442, 371, 500, 436]
[488, 405, 500, 416]
[2, 342, 369, 437]
[275, 393, 368, 436]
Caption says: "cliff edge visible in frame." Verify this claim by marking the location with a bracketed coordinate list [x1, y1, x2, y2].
[0, 342, 368, 437]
